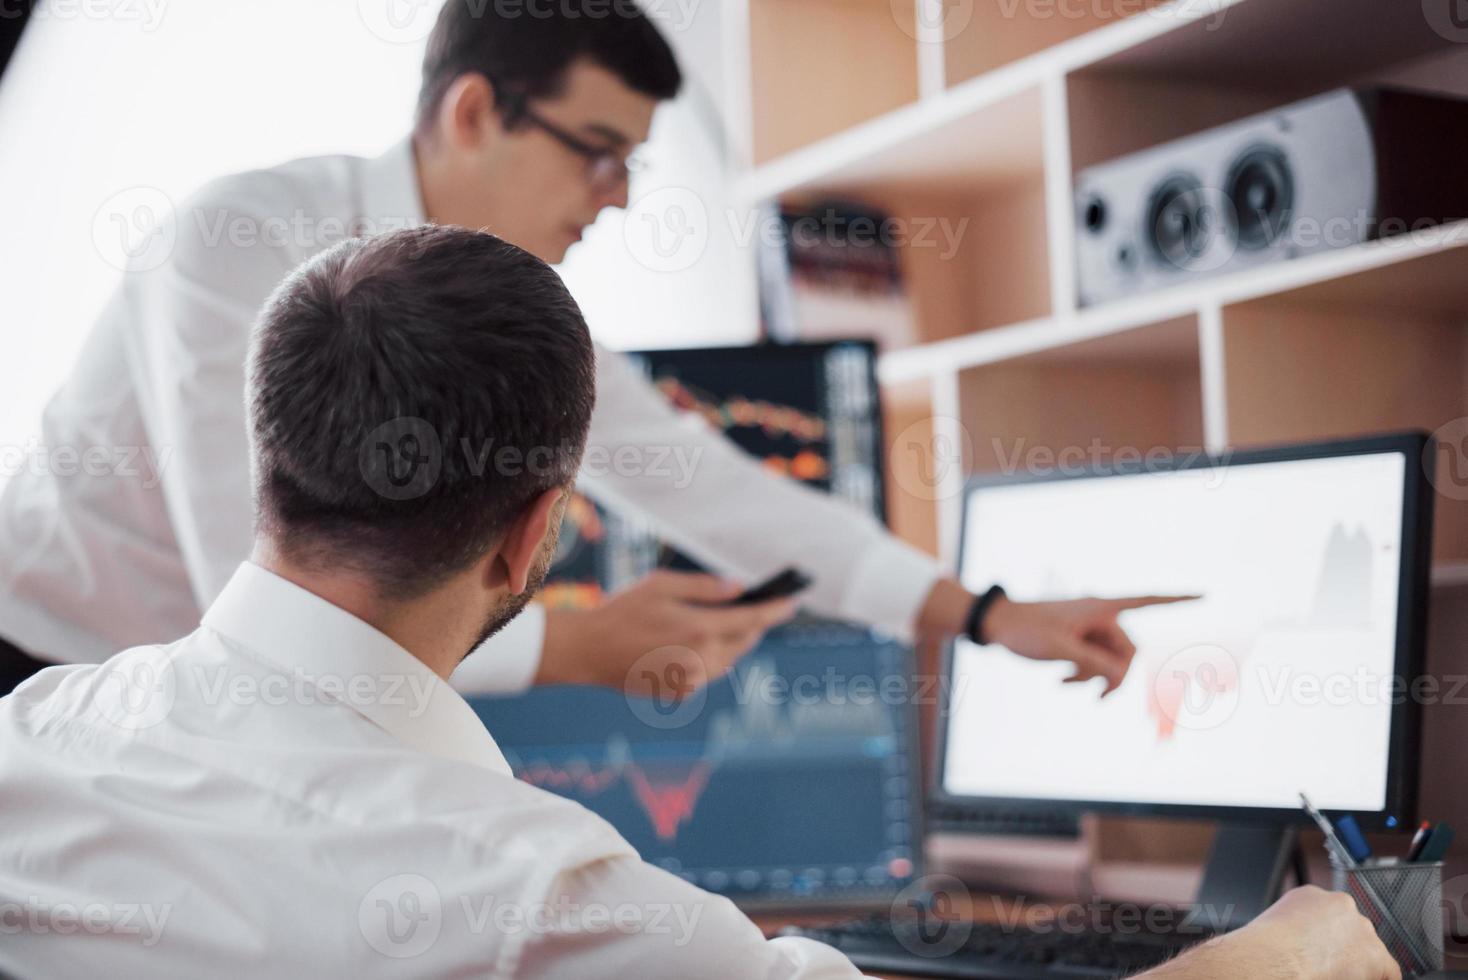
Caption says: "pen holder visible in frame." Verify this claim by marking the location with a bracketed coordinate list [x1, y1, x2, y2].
[1332, 859, 1444, 977]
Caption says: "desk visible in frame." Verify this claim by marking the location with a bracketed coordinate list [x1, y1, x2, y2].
[755, 891, 1468, 979]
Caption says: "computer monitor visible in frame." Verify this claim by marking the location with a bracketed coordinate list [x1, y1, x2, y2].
[935, 432, 1433, 922]
[470, 340, 924, 909]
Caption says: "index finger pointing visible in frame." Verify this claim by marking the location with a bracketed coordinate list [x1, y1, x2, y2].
[1109, 594, 1201, 611]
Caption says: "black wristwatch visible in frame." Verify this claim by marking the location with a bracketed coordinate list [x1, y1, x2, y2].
[963, 585, 1007, 645]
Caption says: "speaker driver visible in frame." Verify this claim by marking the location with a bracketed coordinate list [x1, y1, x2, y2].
[1227, 146, 1294, 250]
[1146, 175, 1211, 270]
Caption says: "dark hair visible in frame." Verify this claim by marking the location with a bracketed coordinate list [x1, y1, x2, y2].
[415, 0, 682, 134]
[247, 225, 595, 600]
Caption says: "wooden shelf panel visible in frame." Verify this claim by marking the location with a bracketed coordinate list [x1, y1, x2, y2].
[957, 315, 1205, 478]
[878, 218, 1468, 382]
[1081, 0, 1460, 93]
[738, 0, 1249, 203]
[1068, 0, 1468, 172]
[738, 82, 1045, 203]
[748, 0, 919, 165]
[943, 0, 1171, 87]
[1220, 301, 1468, 564]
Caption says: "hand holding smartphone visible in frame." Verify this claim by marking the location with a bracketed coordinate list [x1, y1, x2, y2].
[724, 567, 813, 606]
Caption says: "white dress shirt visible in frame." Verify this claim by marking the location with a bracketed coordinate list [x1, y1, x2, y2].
[0, 562, 870, 979]
[0, 138, 940, 691]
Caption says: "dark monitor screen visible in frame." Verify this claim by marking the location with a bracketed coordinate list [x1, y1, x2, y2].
[470, 341, 921, 906]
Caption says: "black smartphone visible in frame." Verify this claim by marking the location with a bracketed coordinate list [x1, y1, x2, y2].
[726, 567, 813, 606]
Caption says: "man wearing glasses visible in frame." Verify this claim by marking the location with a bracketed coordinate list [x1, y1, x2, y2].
[0, 1, 1174, 702]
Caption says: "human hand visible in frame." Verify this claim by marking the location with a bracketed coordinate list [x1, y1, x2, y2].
[537, 570, 798, 695]
[981, 594, 1198, 695]
[1228, 885, 1401, 980]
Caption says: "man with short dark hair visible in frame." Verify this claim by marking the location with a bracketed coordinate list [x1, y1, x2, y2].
[0, 227, 1400, 979]
[0, 0, 1174, 703]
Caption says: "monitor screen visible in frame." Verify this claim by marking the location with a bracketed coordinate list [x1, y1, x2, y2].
[941, 439, 1424, 818]
[470, 341, 920, 906]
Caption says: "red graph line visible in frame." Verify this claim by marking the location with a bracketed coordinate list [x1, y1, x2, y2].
[624, 761, 714, 841]
[518, 757, 714, 842]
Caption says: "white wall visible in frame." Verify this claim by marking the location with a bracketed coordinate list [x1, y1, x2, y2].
[0, 0, 754, 464]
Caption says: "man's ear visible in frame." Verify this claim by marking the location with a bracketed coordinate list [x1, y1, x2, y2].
[491, 487, 564, 595]
[437, 73, 499, 151]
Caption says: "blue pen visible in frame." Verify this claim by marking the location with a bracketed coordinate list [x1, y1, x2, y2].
[1334, 814, 1373, 863]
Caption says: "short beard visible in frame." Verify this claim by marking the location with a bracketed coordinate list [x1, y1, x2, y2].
[461, 520, 560, 662]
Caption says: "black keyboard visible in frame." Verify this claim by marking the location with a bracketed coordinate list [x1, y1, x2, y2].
[782, 912, 1210, 978]
[924, 802, 1081, 838]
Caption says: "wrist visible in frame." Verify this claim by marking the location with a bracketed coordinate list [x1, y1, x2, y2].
[536, 608, 595, 686]
[978, 595, 1018, 647]
[914, 578, 977, 643]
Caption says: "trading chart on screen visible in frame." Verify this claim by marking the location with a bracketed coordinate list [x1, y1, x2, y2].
[469, 341, 919, 904]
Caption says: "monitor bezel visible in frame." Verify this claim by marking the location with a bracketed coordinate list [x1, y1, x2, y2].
[930, 431, 1433, 833]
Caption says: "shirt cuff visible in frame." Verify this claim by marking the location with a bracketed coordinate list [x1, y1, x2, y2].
[837, 536, 944, 643]
[451, 603, 546, 696]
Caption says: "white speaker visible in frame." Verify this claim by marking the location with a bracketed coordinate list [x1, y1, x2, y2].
[1073, 88, 1468, 307]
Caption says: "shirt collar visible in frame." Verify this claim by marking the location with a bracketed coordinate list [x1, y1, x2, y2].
[202, 562, 511, 777]
[356, 135, 428, 235]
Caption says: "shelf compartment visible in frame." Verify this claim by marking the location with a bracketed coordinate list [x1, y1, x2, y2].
[1219, 249, 1468, 563]
[943, 0, 1171, 88]
[957, 314, 1204, 479]
[748, 0, 919, 165]
[738, 82, 1044, 204]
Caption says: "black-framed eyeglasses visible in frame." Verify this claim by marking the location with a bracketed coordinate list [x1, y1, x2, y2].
[495, 86, 645, 192]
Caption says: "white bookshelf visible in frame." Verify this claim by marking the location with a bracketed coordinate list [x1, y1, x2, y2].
[719, 0, 1468, 879]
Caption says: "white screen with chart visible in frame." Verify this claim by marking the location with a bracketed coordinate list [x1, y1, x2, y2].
[942, 450, 1408, 813]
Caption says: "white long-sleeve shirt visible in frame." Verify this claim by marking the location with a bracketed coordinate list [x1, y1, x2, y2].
[0, 137, 940, 693]
[0, 561, 870, 978]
